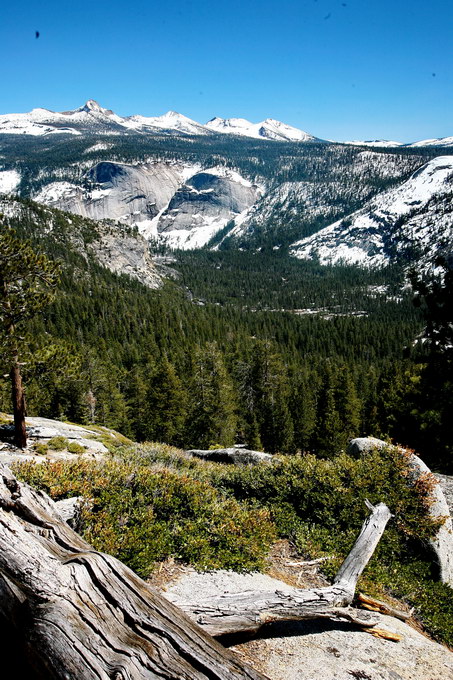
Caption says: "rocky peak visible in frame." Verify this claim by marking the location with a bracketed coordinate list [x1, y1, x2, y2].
[72, 100, 115, 116]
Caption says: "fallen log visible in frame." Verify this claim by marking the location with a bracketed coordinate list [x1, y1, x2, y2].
[357, 593, 412, 621]
[0, 464, 267, 680]
[168, 501, 392, 636]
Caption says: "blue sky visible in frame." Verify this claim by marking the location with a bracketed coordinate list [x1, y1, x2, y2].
[1, 0, 452, 142]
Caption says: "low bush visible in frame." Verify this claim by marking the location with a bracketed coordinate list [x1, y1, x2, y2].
[13, 459, 276, 578]
[13, 443, 453, 646]
[33, 442, 49, 455]
[67, 442, 85, 454]
[47, 436, 69, 451]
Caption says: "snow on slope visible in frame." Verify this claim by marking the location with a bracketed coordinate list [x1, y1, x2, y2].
[343, 140, 404, 148]
[157, 165, 264, 249]
[124, 111, 208, 135]
[343, 137, 453, 149]
[290, 156, 453, 267]
[0, 170, 20, 193]
[205, 117, 318, 142]
[0, 100, 122, 136]
[408, 136, 453, 148]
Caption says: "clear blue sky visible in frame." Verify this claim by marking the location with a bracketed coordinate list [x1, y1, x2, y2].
[1, 0, 452, 142]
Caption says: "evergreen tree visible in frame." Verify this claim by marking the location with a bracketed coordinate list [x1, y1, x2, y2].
[252, 341, 294, 453]
[0, 228, 59, 447]
[232, 358, 263, 450]
[187, 342, 237, 448]
[312, 363, 342, 457]
[336, 365, 361, 443]
[407, 258, 453, 470]
[291, 368, 318, 452]
[142, 357, 187, 446]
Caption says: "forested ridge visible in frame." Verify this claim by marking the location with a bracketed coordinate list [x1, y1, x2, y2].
[2, 197, 450, 470]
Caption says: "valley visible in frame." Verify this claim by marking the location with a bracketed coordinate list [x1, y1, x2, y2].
[1, 101, 452, 472]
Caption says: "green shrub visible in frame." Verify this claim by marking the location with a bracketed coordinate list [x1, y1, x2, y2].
[47, 436, 69, 451]
[13, 459, 276, 578]
[33, 442, 49, 455]
[67, 442, 85, 454]
[12, 444, 453, 646]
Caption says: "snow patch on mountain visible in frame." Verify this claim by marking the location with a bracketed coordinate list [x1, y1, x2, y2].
[343, 140, 404, 148]
[205, 117, 318, 142]
[124, 111, 208, 136]
[408, 136, 453, 148]
[156, 166, 263, 249]
[0, 170, 20, 194]
[83, 142, 114, 154]
[290, 156, 453, 267]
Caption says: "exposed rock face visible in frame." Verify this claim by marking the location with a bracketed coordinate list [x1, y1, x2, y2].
[158, 168, 262, 248]
[91, 226, 161, 288]
[34, 162, 262, 249]
[348, 437, 453, 587]
[0, 196, 161, 289]
[35, 161, 184, 235]
[164, 569, 453, 680]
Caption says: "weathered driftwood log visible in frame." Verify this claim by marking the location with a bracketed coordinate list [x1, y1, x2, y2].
[168, 501, 392, 636]
[348, 437, 453, 587]
[186, 448, 273, 465]
[0, 465, 267, 680]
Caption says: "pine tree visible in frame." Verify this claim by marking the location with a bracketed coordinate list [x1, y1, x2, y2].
[232, 358, 263, 450]
[187, 342, 237, 448]
[0, 228, 59, 447]
[336, 365, 361, 443]
[252, 341, 294, 453]
[142, 357, 187, 446]
[312, 362, 342, 457]
[291, 368, 318, 452]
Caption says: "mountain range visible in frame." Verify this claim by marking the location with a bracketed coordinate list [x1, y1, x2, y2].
[1, 99, 452, 274]
[1, 99, 452, 148]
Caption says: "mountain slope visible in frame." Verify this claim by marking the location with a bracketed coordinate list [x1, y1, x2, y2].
[0, 196, 161, 288]
[222, 149, 427, 250]
[290, 156, 453, 268]
[31, 160, 263, 249]
[205, 116, 319, 142]
[0, 100, 318, 142]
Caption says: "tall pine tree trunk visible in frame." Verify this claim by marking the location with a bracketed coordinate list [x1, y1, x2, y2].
[10, 351, 27, 449]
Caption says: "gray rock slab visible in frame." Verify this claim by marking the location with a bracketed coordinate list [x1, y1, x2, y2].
[186, 448, 273, 465]
[164, 569, 453, 680]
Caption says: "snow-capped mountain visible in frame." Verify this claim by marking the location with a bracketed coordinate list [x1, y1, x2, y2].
[123, 111, 209, 136]
[343, 140, 404, 148]
[205, 116, 318, 142]
[0, 101, 208, 137]
[290, 156, 453, 268]
[1, 100, 451, 148]
[407, 136, 453, 148]
[0, 100, 318, 141]
[0, 100, 126, 136]
[1, 100, 451, 259]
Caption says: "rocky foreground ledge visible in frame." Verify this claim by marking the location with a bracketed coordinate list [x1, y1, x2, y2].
[162, 568, 453, 680]
[0, 414, 128, 464]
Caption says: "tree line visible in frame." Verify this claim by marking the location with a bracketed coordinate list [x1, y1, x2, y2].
[0, 201, 451, 470]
